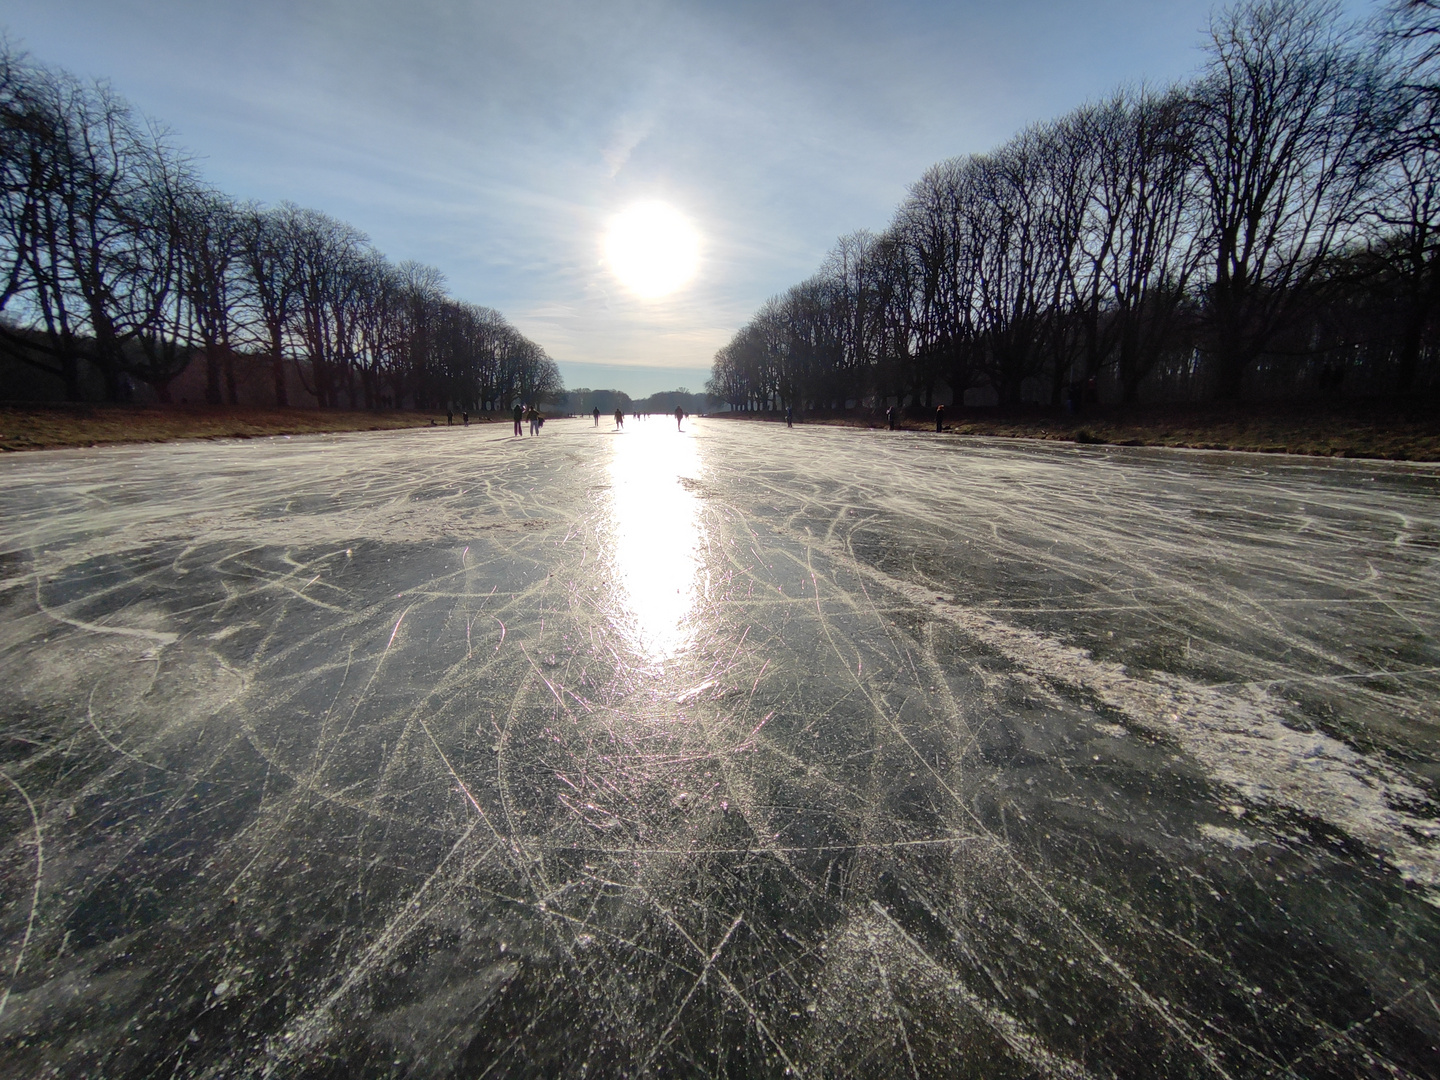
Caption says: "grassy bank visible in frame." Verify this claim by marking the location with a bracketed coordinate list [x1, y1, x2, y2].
[5, 401, 1438, 461]
[714, 402, 1440, 462]
[0, 404, 502, 452]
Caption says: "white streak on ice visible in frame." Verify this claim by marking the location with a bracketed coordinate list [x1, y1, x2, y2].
[0, 769, 43, 1024]
[856, 561, 1440, 895]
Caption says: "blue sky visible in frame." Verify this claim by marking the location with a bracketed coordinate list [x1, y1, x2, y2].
[0, 0, 1373, 397]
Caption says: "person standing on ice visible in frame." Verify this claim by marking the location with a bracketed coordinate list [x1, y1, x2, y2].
[592, 406, 600, 427]
[935, 404, 944, 432]
[675, 405, 684, 431]
[785, 406, 793, 427]
[614, 408, 624, 430]
[512, 402, 523, 436]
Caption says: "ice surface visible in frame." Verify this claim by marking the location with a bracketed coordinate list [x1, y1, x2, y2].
[0, 418, 1437, 1078]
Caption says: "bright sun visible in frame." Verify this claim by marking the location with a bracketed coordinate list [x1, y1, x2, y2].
[604, 202, 700, 299]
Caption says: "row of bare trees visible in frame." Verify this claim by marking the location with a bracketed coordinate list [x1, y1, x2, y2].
[0, 42, 560, 408]
[710, 0, 1440, 411]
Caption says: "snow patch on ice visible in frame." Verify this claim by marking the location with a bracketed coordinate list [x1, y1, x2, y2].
[849, 560, 1440, 895]
[1198, 824, 1261, 851]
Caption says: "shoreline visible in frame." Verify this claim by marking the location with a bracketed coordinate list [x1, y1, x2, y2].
[0, 404, 501, 452]
[708, 403, 1440, 462]
[2, 401, 1438, 462]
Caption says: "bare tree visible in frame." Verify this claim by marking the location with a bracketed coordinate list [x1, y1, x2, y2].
[897, 158, 982, 407]
[1070, 89, 1204, 403]
[510, 336, 561, 405]
[393, 261, 446, 408]
[1190, 0, 1384, 399]
[971, 134, 1062, 406]
[236, 203, 302, 406]
[1373, 1, 1440, 393]
[860, 228, 920, 407]
[0, 59, 176, 399]
[709, 0, 1433, 413]
[127, 141, 203, 402]
[177, 187, 245, 404]
[468, 305, 514, 411]
[2, 44, 551, 413]
[0, 42, 42, 338]
[820, 231, 881, 405]
[1389, 0, 1440, 100]
[289, 208, 368, 408]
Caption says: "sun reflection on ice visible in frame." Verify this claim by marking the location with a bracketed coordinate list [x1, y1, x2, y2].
[607, 422, 705, 664]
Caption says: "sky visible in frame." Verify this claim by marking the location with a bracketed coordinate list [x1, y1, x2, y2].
[0, 0, 1374, 397]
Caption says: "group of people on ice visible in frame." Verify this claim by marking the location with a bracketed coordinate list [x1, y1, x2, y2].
[511, 402, 547, 436]
[507, 402, 688, 435]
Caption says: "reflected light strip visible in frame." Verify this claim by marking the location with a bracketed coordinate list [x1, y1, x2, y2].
[608, 423, 704, 663]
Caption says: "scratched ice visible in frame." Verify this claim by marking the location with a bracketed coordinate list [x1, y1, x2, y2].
[0, 418, 1437, 1078]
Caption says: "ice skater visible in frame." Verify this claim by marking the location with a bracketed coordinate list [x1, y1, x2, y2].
[512, 402, 523, 436]
[886, 405, 896, 430]
[935, 404, 944, 432]
[614, 408, 624, 430]
[528, 406, 541, 435]
[675, 404, 684, 431]
[592, 406, 600, 426]
[785, 406, 793, 428]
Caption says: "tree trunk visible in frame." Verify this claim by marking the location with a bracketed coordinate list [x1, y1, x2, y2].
[93, 345, 123, 403]
[1118, 326, 1142, 406]
[1211, 340, 1247, 402]
[61, 352, 82, 402]
[1397, 244, 1440, 397]
[1208, 277, 1250, 402]
[271, 354, 288, 407]
[225, 348, 238, 406]
[205, 345, 223, 405]
[1049, 351, 1068, 408]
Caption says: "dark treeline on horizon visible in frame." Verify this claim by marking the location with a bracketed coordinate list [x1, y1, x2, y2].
[710, 0, 1440, 414]
[0, 40, 561, 411]
[556, 387, 710, 417]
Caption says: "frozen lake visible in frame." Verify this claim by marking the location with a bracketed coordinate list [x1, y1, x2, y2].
[0, 417, 1437, 1077]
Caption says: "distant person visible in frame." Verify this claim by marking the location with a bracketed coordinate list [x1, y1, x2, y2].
[935, 404, 944, 432]
[614, 408, 624, 430]
[528, 406, 540, 436]
[512, 402, 523, 436]
[675, 404, 684, 431]
[447, 409, 454, 425]
[462, 411, 469, 426]
[593, 406, 600, 426]
[785, 406, 793, 428]
[886, 405, 896, 431]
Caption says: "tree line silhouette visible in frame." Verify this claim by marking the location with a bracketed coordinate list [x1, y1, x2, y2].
[709, 0, 1439, 414]
[0, 40, 561, 409]
[556, 387, 711, 418]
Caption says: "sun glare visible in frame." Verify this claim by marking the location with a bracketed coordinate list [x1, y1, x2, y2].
[604, 202, 700, 299]
[608, 424, 705, 664]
